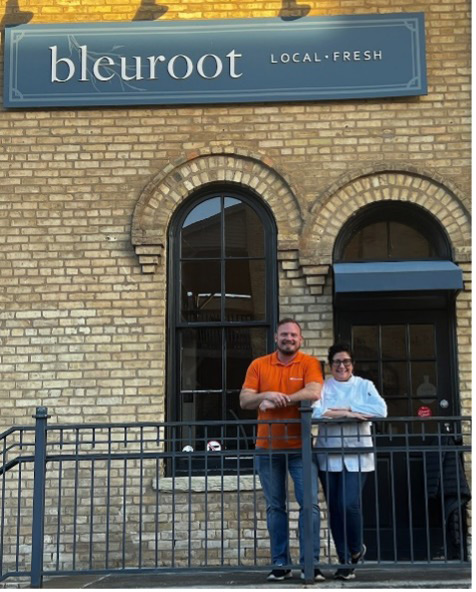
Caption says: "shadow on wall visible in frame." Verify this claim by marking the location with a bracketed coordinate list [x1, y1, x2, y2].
[0, 0, 312, 28]
[279, 0, 311, 20]
[1, 0, 33, 27]
[0, 0, 170, 26]
[132, 0, 168, 21]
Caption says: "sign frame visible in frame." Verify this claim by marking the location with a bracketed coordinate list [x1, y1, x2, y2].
[4, 13, 427, 109]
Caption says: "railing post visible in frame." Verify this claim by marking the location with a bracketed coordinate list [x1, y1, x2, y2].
[31, 406, 49, 588]
[300, 400, 314, 584]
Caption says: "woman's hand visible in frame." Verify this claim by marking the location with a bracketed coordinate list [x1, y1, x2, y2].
[345, 410, 373, 420]
[325, 408, 372, 420]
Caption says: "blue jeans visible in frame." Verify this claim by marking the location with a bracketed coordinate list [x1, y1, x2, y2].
[256, 450, 320, 567]
[319, 469, 368, 563]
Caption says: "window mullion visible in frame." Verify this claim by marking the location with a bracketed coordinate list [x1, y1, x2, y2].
[221, 193, 226, 323]
[220, 195, 226, 423]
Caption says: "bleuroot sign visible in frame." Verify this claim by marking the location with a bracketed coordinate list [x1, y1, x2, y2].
[4, 13, 427, 109]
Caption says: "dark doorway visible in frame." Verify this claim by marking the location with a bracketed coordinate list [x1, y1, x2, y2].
[335, 293, 463, 561]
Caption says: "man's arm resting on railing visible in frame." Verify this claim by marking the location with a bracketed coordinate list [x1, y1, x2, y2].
[287, 381, 322, 404]
[253, 382, 322, 411]
[239, 388, 290, 410]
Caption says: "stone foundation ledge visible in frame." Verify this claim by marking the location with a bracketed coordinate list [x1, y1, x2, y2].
[151, 475, 262, 493]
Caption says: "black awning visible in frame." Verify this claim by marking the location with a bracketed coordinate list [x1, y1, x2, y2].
[333, 261, 463, 293]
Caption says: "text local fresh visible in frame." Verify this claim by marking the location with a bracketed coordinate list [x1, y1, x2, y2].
[49, 46, 244, 82]
[270, 50, 383, 63]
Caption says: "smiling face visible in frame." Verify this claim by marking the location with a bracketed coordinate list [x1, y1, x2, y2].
[275, 322, 303, 358]
[330, 350, 354, 382]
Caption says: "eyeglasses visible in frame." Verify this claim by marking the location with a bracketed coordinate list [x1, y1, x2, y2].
[331, 358, 353, 368]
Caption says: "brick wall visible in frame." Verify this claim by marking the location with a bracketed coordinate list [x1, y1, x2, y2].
[0, 0, 471, 577]
[0, 0, 470, 429]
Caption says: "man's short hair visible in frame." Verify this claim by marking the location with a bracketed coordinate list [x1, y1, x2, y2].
[276, 318, 302, 334]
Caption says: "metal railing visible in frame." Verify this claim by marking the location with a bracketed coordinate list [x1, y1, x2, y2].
[0, 406, 471, 587]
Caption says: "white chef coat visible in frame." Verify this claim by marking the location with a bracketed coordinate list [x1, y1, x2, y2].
[312, 375, 387, 472]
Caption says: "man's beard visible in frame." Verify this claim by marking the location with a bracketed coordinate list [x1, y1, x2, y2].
[277, 342, 299, 355]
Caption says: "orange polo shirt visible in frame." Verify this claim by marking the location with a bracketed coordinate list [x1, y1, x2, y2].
[242, 351, 323, 449]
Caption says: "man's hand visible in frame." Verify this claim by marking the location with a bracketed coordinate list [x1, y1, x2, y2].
[240, 388, 290, 410]
[263, 392, 290, 407]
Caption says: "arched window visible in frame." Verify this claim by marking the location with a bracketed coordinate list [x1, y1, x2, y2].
[334, 202, 451, 262]
[168, 187, 277, 464]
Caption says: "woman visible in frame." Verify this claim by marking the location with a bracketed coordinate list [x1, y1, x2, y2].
[312, 343, 387, 580]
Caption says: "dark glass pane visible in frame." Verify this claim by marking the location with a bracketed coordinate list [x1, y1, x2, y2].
[179, 392, 224, 451]
[389, 222, 434, 259]
[411, 362, 438, 399]
[382, 362, 408, 398]
[226, 327, 267, 390]
[342, 221, 387, 260]
[180, 328, 222, 391]
[386, 398, 410, 418]
[353, 326, 379, 359]
[225, 260, 266, 321]
[181, 197, 221, 258]
[224, 405, 256, 451]
[355, 362, 379, 387]
[181, 260, 221, 322]
[381, 325, 406, 359]
[410, 325, 436, 358]
[224, 197, 265, 257]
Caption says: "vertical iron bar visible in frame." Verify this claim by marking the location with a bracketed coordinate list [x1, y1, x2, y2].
[220, 424, 225, 567]
[72, 428, 79, 571]
[154, 456, 159, 568]
[323, 424, 332, 565]
[187, 430, 192, 568]
[204, 425, 209, 566]
[300, 401, 314, 583]
[422, 426, 431, 562]
[236, 423, 241, 566]
[15, 451, 22, 573]
[453, 443, 464, 561]
[341, 422, 348, 562]
[372, 422, 382, 564]
[1, 432, 7, 578]
[252, 423, 258, 566]
[89, 461, 95, 570]
[389, 448, 397, 562]
[30, 406, 49, 588]
[105, 428, 112, 570]
[437, 422, 448, 560]
[404, 422, 414, 562]
[139, 426, 144, 569]
[55, 460, 63, 572]
[171, 426, 176, 567]
[122, 457, 127, 569]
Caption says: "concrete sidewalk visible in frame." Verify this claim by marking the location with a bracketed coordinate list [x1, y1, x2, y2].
[41, 567, 471, 589]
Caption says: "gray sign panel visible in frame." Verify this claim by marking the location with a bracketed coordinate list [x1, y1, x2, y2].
[4, 13, 427, 108]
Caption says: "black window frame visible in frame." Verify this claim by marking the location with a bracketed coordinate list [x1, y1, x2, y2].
[333, 201, 452, 262]
[166, 185, 278, 474]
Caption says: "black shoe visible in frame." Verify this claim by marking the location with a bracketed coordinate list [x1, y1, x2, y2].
[300, 568, 326, 581]
[351, 543, 367, 564]
[335, 567, 355, 580]
[267, 568, 293, 581]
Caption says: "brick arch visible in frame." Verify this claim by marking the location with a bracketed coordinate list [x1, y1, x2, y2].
[301, 170, 471, 267]
[131, 150, 303, 272]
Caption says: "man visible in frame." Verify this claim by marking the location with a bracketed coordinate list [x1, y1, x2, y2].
[240, 318, 324, 582]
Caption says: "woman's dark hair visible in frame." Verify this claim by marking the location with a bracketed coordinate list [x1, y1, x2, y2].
[328, 343, 353, 365]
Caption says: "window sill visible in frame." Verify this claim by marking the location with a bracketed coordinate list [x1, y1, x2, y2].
[151, 475, 261, 493]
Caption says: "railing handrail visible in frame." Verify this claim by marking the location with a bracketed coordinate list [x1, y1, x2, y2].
[0, 408, 471, 588]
